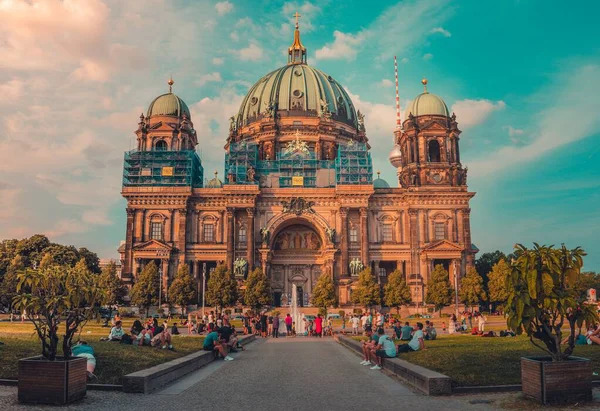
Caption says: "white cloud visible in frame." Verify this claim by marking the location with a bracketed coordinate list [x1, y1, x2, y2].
[230, 32, 240, 42]
[235, 43, 264, 61]
[378, 79, 394, 88]
[400, 57, 409, 64]
[315, 30, 367, 61]
[0, 79, 24, 101]
[195, 72, 222, 86]
[215, 1, 234, 15]
[468, 64, 600, 176]
[212, 57, 224, 65]
[281, 2, 320, 32]
[451, 99, 506, 129]
[504, 126, 525, 144]
[72, 58, 110, 82]
[431, 27, 451, 37]
[423, 53, 433, 61]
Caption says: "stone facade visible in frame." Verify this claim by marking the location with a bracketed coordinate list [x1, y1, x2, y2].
[118, 24, 476, 309]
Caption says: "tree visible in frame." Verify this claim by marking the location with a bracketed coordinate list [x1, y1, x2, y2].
[0, 255, 25, 310]
[311, 273, 337, 312]
[487, 259, 511, 303]
[168, 264, 196, 315]
[206, 264, 238, 313]
[459, 266, 487, 309]
[244, 267, 271, 310]
[130, 261, 160, 317]
[78, 247, 101, 274]
[13, 262, 102, 360]
[475, 250, 506, 287]
[0, 238, 19, 277]
[42, 244, 80, 267]
[383, 270, 412, 315]
[425, 264, 453, 316]
[15, 234, 50, 267]
[506, 243, 598, 361]
[98, 261, 126, 309]
[576, 271, 600, 300]
[351, 268, 380, 309]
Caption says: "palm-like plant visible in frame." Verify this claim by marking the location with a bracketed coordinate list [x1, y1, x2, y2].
[506, 243, 598, 361]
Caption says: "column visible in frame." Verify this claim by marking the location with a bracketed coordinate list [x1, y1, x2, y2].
[133, 258, 140, 278]
[226, 208, 235, 272]
[397, 211, 404, 244]
[408, 209, 419, 274]
[340, 207, 349, 276]
[123, 208, 135, 277]
[418, 210, 425, 246]
[457, 209, 465, 245]
[161, 259, 169, 302]
[246, 208, 255, 269]
[177, 209, 187, 264]
[219, 210, 225, 243]
[359, 207, 369, 266]
[134, 209, 143, 242]
[463, 208, 474, 268]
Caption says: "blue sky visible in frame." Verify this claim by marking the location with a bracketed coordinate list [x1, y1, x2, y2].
[0, 0, 598, 270]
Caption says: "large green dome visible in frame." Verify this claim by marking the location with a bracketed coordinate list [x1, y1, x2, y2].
[405, 91, 449, 118]
[237, 64, 358, 128]
[147, 93, 191, 118]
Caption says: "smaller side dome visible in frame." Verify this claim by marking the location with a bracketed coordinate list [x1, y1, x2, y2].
[206, 171, 223, 188]
[373, 171, 390, 188]
[405, 78, 449, 118]
[147, 93, 191, 118]
[389, 145, 403, 168]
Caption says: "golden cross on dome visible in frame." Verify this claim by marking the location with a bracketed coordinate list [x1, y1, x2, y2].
[293, 12, 301, 28]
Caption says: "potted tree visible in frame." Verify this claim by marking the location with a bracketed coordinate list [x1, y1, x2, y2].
[506, 243, 598, 405]
[13, 259, 102, 405]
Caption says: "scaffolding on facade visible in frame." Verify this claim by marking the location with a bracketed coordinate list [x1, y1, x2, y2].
[335, 141, 373, 185]
[123, 150, 204, 187]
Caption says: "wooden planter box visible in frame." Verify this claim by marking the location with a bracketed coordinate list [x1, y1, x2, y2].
[521, 356, 592, 404]
[18, 356, 87, 405]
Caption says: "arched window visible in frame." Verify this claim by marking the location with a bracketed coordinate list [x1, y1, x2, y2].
[428, 140, 441, 162]
[155, 140, 168, 151]
[203, 224, 215, 242]
[150, 221, 163, 240]
[238, 225, 247, 243]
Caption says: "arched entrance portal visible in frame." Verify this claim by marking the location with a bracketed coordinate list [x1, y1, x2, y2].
[269, 222, 324, 307]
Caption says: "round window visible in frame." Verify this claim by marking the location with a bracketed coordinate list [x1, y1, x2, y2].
[251, 97, 258, 105]
[294, 69, 302, 76]
[293, 89, 304, 98]
[432, 173, 442, 183]
[328, 76, 334, 82]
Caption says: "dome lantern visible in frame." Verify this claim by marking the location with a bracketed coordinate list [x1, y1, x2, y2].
[288, 12, 307, 65]
[146, 77, 191, 119]
[404, 78, 450, 118]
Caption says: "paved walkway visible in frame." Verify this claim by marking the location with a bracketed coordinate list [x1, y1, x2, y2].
[0, 337, 580, 410]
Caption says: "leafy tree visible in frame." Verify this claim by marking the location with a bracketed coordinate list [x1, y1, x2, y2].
[459, 266, 487, 309]
[13, 262, 102, 360]
[98, 260, 126, 309]
[206, 264, 238, 313]
[42, 244, 80, 267]
[506, 243, 598, 361]
[576, 271, 600, 300]
[168, 264, 196, 315]
[39, 252, 55, 270]
[244, 267, 271, 310]
[0, 239, 18, 277]
[351, 268, 380, 309]
[78, 247, 101, 274]
[487, 259, 511, 303]
[475, 250, 506, 286]
[425, 264, 453, 316]
[383, 270, 412, 315]
[312, 273, 337, 311]
[130, 261, 160, 317]
[15, 234, 50, 267]
[0, 255, 25, 310]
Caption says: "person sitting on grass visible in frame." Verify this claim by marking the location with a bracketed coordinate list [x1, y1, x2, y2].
[203, 329, 233, 361]
[130, 320, 144, 337]
[400, 321, 413, 341]
[151, 328, 173, 350]
[171, 322, 180, 335]
[72, 340, 97, 381]
[424, 322, 437, 341]
[392, 320, 402, 340]
[135, 327, 153, 346]
[103, 320, 124, 341]
[397, 322, 425, 354]
[360, 329, 381, 366]
[369, 328, 397, 370]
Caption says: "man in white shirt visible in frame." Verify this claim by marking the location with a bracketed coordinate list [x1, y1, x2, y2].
[397, 322, 426, 354]
[351, 315, 360, 335]
[361, 313, 368, 334]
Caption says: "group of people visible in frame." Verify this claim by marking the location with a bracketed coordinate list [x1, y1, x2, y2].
[359, 323, 426, 370]
[446, 311, 487, 334]
[202, 320, 243, 361]
[101, 316, 175, 350]
[242, 312, 296, 338]
[345, 311, 386, 335]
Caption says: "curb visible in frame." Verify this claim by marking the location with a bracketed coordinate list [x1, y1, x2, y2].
[0, 379, 123, 391]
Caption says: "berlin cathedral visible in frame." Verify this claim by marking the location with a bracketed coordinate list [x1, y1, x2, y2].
[119, 19, 476, 309]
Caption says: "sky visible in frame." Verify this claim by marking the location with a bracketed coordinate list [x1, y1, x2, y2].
[0, 0, 598, 270]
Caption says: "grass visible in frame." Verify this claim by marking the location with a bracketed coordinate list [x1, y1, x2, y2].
[350, 319, 600, 387]
[0, 319, 205, 385]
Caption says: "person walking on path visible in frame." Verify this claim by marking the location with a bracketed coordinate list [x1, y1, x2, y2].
[314, 314, 323, 337]
[273, 313, 280, 338]
[352, 315, 360, 335]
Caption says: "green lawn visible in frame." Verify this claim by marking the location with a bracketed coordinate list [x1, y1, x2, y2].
[351, 333, 600, 387]
[0, 320, 204, 385]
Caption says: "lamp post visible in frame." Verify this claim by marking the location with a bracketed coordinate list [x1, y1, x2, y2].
[454, 260, 460, 317]
[201, 263, 207, 320]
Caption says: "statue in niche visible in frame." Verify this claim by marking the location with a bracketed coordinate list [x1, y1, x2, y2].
[247, 166, 256, 182]
[310, 232, 320, 250]
[260, 227, 270, 245]
[294, 232, 302, 249]
[281, 232, 290, 249]
[264, 142, 274, 160]
[326, 228, 336, 243]
[304, 232, 312, 249]
[229, 116, 236, 132]
[325, 143, 336, 160]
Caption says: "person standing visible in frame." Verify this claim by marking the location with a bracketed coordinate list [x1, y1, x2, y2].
[352, 315, 360, 335]
[284, 313, 293, 337]
[478, 313, 487, 333]
[273, 313, 280, 338]
[314, 314, 323, 337]
[260, 312, 268, 338]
